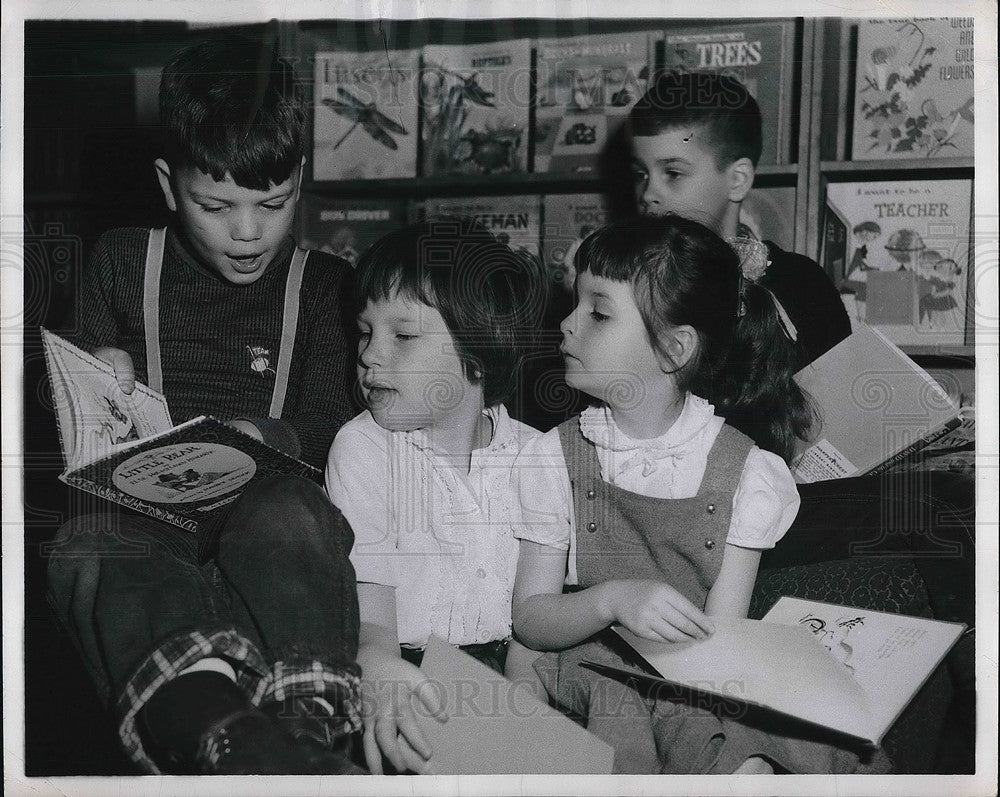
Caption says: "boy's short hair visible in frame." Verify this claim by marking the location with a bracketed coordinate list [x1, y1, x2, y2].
[159, 35, 305, 190]
[628, 70, 763, 168]
[355, 218, 542, 407]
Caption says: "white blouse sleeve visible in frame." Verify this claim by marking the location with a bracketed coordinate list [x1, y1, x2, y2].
[511, 429, 574, 551]
[325, 417, 398, 588]
[726, 446, 800, 550]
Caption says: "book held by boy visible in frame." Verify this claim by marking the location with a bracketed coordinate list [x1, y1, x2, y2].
[853, 17, 974, 161]
[586, 597, 963, 747]
[42, 329, 319, 533]
[421, 39, 530, 177]
[790, 323, 962, 482]
[312, 48, 420, 181]
[534, 32, 654, 175]
[663, 19, 795, 166]
[822, 177, 973, 346]
[416, 636, 614, 774]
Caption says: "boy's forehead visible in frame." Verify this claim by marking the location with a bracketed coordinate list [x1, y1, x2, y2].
[174, 164, 299, 198]
[630, 125, 717, 163]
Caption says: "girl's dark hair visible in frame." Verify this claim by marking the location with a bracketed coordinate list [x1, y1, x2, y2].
[575, 215, 814, 461]
[354, 218, 544, 408]
[159, 35, 305, 190]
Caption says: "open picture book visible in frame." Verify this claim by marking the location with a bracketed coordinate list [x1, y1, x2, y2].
[41, 328, 319, 532]
[791, 323, 964, 482]
[584, 597, 964, 747]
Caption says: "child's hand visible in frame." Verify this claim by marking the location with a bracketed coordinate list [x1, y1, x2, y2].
[92, 347, 135, 394]
[607, 579, 715, 643]
[359, 650, 448, 774]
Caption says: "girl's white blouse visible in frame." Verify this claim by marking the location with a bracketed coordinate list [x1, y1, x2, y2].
[326, 405, 540, 648]
[513, 395, 800, 585]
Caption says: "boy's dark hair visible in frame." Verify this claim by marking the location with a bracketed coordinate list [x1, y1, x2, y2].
[575, 215, 813, 461]
[628, 70, 763, 168]
[354, 218, 543, 408]
[159, 35, 305, 190]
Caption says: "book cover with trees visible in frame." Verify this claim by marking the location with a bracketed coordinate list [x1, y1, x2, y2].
[663, 20, 796, 166]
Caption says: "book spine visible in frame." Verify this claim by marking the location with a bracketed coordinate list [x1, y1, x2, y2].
[62, 474, 199, 533]
[862, 414, 964, 476]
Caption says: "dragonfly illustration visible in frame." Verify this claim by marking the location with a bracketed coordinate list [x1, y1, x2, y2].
[323, 86, 408, 151]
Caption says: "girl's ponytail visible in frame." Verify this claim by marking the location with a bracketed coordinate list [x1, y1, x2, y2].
[712, 276, 815, 463]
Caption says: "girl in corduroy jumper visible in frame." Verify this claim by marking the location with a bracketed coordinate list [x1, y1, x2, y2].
[511, 215, 890, 775]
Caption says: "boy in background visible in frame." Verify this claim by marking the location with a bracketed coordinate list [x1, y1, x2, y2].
[628, 69, 851, 366]
[47, 36, 364, 775]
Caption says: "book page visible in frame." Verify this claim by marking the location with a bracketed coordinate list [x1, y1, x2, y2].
[792, 323, 960, 480]
[41, 329, 173, 471]
[416, 636, 614, 774]
[763, 597, 965, 740]
[614, 619, 875, 742]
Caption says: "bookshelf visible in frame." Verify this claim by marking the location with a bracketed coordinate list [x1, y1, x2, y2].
[809, 18, 976, 359]
[291, 16, 975, 363]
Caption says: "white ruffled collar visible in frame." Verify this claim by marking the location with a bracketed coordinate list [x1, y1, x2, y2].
[400, 405, 514, 456]
[579, 395, 717, 480]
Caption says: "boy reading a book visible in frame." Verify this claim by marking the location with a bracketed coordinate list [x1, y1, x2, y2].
[626, 69, 974, 714]
[46, 36, 365, 775]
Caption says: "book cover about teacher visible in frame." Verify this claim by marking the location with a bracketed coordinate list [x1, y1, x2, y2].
[421, 39, 531, 177]
[663, 19, 796, 166]
[534, 32, 654, 175]
[312, 48, 420, 180]
[822, 178, 972, 346]
[853, 17, 974, 161]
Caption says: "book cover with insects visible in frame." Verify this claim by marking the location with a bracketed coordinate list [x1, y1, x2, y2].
[663, 20, 795, 166]
[534, 33, 653, 175]
[823, 178, 972, 346]
[852, 17, 974, 160]
[298, 194, 409, 267]
[312, 49, 420, 180]
[421, 40, 530, 177]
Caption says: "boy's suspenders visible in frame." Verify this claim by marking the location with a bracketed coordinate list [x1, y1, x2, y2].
[142, 227, 308, 418]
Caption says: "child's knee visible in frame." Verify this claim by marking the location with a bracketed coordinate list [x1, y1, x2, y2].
[221, 475, 352, 560]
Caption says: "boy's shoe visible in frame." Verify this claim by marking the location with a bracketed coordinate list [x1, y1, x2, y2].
[262, 694, 367, 775]
[137, 670, 362, 774]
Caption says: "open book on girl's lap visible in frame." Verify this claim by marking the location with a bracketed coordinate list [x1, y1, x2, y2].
[584, 597, 964, 746]
[41, 328, 319, 532]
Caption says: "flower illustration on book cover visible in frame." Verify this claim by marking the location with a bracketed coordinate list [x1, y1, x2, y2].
[421, 64, 524, 174]
[858, 20, 974, 158]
